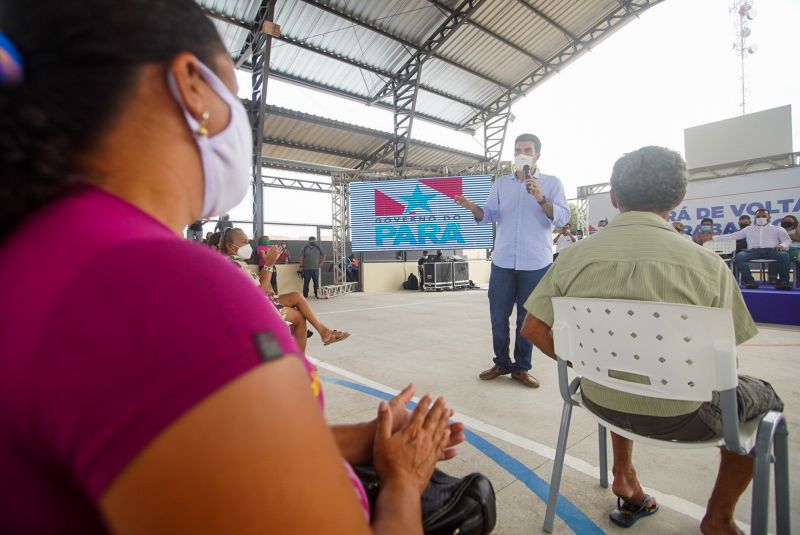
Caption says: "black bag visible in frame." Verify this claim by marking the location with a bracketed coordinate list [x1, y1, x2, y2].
[354, 466, 496, 535]
[403, 273, 419, 290]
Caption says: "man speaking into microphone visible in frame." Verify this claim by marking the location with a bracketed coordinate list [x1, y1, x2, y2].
[455, 133, 569, 388]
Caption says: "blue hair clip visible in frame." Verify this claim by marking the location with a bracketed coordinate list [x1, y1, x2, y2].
[0, 32, 24, 84]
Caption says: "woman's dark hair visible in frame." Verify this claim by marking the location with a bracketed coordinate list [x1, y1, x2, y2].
[207, 232, 222, 250]
[0, 0, 227, 239]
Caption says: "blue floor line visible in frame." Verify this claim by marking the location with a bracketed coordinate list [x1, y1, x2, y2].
[322, 375, 605, 534]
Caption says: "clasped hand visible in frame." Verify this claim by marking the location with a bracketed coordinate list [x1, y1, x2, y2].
[373, 384, 466, 493]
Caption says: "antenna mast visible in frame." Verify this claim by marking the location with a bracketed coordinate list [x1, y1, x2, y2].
[731, 1, 757, 114]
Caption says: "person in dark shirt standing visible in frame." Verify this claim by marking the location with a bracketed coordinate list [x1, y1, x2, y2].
[214, 213, 233, 233]
[186, 219, 206, 241]
[299, 236, 325, 298]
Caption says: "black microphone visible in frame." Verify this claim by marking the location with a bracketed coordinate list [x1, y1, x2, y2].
[523, 164, 532, 194]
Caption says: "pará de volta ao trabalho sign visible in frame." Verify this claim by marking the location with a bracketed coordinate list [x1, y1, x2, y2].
[349, 175, 493, 252]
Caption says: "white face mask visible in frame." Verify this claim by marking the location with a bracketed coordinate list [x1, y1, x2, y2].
[237, 243, 253, 259]
[168, 62, 252, 218]
[514, 154, 534, 175]
[755, 217, 768, 226]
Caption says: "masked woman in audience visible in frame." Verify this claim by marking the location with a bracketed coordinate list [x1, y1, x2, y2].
[221, 228, 350, 350]
[0, 1, 464, 532]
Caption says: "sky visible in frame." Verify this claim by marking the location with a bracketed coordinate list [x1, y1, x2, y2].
[230, 0, 800, 236]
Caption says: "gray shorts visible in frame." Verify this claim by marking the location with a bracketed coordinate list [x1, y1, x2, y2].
[582, 375, 783, 441]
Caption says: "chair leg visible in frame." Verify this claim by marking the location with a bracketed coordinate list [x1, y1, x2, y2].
[598, 423, 608, 489]
[750, 417, 775, 535]
[543, 402, 573, 533]
[773, 420, 790, 535]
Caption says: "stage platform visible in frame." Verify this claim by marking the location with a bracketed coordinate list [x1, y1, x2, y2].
[741, 282, 800, 326]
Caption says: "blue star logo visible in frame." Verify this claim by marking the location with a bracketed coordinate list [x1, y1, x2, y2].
[399, 184, 436, 214]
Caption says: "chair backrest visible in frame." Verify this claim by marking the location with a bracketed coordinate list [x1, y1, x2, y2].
[552, 298, 737, 402]
[703, 240, 736, 255]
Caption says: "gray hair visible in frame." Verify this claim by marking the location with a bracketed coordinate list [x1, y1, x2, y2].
[610, 146, 687, 212]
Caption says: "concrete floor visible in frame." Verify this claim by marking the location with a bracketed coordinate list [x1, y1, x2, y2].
[302, 289, 799, 535]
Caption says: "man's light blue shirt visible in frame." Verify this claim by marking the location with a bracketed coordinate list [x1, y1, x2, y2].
[478, 170, 570, 271]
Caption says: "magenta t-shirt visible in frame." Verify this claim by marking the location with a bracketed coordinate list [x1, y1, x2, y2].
[0, 187, 316, 532]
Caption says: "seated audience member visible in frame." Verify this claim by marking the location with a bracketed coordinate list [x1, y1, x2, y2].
[346, 255, 360, 282]
[203, 231, 213, 244]
[552, 223, 576, 260]
[575, 229, 584, 241]
[692, 217, 717, 245]
[222, 229, 350, 351]
[257, 235, 278, 294]
[207, 231, 222, 250]
[735, 215, 751, 253]
[596, 218, 608, 231]
[520, 146, 783, 534]
[0, 5, 467, 530]
[714, 208, 792, 290]
[277, 241, 291, 263]
[768, 215, 800, 282]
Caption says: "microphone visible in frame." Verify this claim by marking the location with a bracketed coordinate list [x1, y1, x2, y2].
[523, 164, 532, 194]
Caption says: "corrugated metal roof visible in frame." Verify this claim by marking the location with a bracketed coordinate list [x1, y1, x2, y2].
[261, 105, 485, 173]
[195, 0, 661, 171]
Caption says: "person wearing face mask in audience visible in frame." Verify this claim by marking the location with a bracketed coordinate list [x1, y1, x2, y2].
[575, 229, 584, 241]
[767, 215, 800, 283]
[735, 215, 751, 253]
[222, 229, 350, 350]
[692, 217, 717, 245]
[714, 209, 792, 290]
[0, 3, 461, 532]
[454, 133, 570, 388]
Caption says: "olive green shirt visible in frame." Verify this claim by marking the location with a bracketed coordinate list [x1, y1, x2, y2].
[525, 211, 758, 417]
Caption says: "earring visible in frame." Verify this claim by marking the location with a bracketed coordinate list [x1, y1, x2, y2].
[196, 111, 210, 137]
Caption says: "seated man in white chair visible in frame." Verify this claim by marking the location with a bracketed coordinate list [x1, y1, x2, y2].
[713, 208, 792, 290]
[520, 146, 783, 534]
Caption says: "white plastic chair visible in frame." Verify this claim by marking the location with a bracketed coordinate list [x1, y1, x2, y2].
[703, 239, 736, 257]
[543, 297, 789, 535]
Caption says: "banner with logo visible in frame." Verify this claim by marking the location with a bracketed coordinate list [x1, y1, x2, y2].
[585, 166, 800, 235]
[349, 175, 493, 251]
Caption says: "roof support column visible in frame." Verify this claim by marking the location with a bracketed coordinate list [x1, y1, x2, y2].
[392, 67, 422, 171]
[484, 108, 510, 176]
[249, 1, 276, 242]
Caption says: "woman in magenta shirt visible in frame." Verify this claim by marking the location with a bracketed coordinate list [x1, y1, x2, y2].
[0, 1, 464, 533]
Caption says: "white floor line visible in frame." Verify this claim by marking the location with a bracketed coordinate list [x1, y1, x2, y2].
[309, 356, 752, 533]
[316, 299, 453, 315]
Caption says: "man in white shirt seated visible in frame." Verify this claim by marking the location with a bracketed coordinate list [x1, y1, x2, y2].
[713, 208, 792, 290]
[552, 223, 576, 260]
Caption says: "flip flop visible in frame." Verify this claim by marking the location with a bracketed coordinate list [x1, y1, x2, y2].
[609, 494, 658, 528]
[323, 330, 350, 346]
[306, 330, 314, 339]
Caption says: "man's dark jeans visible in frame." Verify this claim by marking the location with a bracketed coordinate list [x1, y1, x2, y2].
[487, 263, 550, 373]
[303, 268, 320, 297]
[735, 248, 790, 283]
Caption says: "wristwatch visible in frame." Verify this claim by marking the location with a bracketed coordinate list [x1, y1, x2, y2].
[537, 196, 547, 205]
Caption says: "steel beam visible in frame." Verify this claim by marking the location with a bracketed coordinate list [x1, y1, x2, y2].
[262, 175, 332, 192]
[366, 0, 484, 170]
[249, 1, 276, 244]
[513, 0, 577, 41]
[462, 0, 664, 130]
[265, 69, 472, 132]
[427, 0, 544, 65]
[271, 34, 483, 111]
[296, 0, 508, 91]
[483, 108, 510, 174]
[263, 137, 367, 162]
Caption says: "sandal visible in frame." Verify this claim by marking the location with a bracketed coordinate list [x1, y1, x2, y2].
[323, 330, 350, 346]
[609, 494, 658, 528]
